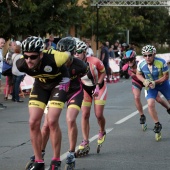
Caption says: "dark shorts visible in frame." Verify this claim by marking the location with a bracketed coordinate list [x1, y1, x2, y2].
[29, 80, 67, 109]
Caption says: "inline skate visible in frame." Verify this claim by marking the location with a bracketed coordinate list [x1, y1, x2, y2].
[26, 162, 44, 170]
[25, 151, 45, 170]
[153, 123, 162, 141]
[64, 151, 76, 170]
[49, 160, 61, 170]
[140, 115, 147, 131]
[97, 131, 106, 153]
[75, 140, 90, 157]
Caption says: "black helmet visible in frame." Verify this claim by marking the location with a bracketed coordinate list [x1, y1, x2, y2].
[22, 36, 44, 53]
[22, 36, 44, 52]
[57, 37, 76, 54]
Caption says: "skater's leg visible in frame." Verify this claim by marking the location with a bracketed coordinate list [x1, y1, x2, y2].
[81, 105, 91, 141]
[155, 92, 170, 110]
[147, 98, 159, 123]
[132, 88, 144, 116]
[66, 107, 79, 152]
[41, 114, 50, 152]
[94, 104, 105, 133]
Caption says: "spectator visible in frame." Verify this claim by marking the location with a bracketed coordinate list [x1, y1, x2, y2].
[12, 43, 25, 102]
[0, 37, 6, 109]
[45, 34, 57, 50]
[86, 42, 94, 57]
[4, 41, 16, 100]
[100, 42, 110, 82]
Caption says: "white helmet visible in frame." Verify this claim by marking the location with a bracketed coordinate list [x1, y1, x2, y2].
[74, 38, 87, 51]
[141, 45, 154, 55]
[76, 41, 87, 51]
[152, 45, 156, 54]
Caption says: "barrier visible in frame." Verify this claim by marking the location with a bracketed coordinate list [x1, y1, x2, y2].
[20, 74, 34, 90]
[136, 53, 170, 63]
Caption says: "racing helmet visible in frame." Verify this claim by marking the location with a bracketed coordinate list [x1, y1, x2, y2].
[123, 50, 136, 60]
[141, 45, 154, 55]
[152, 45, 156, 54]
[75, 39, 87, 52]
[22, 36, 44, 53]
[57, 37, 76, 54]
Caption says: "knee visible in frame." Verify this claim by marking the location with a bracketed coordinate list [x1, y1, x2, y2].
[67, 118, 76, 127]
[82, 112, 90, 120]
[42, 124, 50, 134]
[148, 102, 155, 109]
[29, 119, 41, 131]
[96, 114, 104, 120]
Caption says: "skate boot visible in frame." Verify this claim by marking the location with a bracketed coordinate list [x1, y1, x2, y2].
[140, 115, 147, 131]
[49, 160, 61, 170]
[153, 123, 162, 141]
[167, 108, 170, 115]
[64, 151, 76, 170]
[27, 162, 44, 170]
[97, 131, 106, 153]
[25, 151, 45, 170]
[75, 140, 90, 157]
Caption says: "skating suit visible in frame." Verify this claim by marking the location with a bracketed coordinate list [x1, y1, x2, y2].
[16, 49, 70, 109]
[67, 58, 88, 110]
[81, 57, 108, 106]
[137, 57, 170, 100]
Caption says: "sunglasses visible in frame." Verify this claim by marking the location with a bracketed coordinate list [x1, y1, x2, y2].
[24, 54, 39, 60]
[143, 54, 153, 58]
[75, 50, 84, 54]
[125, 58, 134, 62]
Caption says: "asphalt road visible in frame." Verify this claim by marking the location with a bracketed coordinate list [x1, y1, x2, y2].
[1, 77, 170, 170]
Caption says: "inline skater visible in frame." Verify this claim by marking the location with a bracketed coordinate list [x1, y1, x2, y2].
[27, 37, 89, 170]
[136, 45, 170, 141]
[17, 36, 71, 170]
[74, 39, 107, 155]
[122, 49, 170, 131]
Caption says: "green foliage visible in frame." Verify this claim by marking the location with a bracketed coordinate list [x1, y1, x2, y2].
[0, 0, 170, 47]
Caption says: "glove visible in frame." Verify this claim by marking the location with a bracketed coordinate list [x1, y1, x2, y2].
[92, 85, 100, 97]
[149, 81, 155, 89]
[143, 79, 151, 87]
[59, 77, 70, 92]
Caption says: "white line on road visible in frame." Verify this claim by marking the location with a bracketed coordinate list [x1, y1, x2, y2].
[45, 128, 113, 169]
[115, 104, 148, 124]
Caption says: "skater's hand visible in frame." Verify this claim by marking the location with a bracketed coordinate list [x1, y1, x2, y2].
[149, 81, 155, 89]
[93, 85, 100, 97]
[143, 79, 151, 87]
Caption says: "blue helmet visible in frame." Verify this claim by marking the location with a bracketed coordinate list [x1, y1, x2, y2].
[123, 50, 136, 60]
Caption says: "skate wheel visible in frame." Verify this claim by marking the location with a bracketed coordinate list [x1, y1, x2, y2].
[75, 150, 81, 158]
[142, 124, 147, 131]
[155, 132, 161, 141]
[25, 160, 34, 170]
[97, 145, 101, 153]
[64, 163, 75, 170]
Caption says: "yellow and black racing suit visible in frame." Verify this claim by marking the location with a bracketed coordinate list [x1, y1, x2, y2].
[16, 49, 70, 110]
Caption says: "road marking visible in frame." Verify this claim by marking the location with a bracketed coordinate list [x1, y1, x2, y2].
[45, 128, 113, 169]
[115, 103, 148, 124]
[60, 127, 113, 161]
[115, 94, 164, 125]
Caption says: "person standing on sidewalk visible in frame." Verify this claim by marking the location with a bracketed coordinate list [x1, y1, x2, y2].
[0, 37, 6, 109]
[12, 43, 25, 102]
